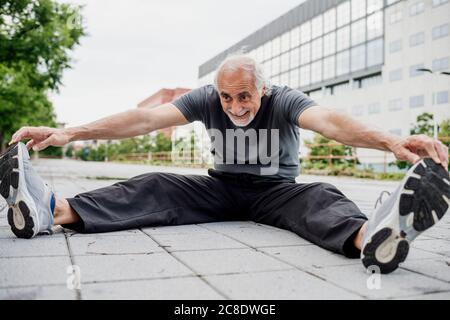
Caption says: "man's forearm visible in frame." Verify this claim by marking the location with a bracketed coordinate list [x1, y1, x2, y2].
[65, 108, 154, 142]
[322, 111, 402, 152]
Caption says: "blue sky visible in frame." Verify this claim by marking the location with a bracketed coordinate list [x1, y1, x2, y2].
[52, 0, 305, 127]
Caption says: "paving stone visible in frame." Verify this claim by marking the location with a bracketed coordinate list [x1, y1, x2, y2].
[421, 226, 450, 240]
[401, 258, 450, 283]
[142, 224, 213, 235]
[173, 248, 293, 275]
[65, 228, 143, 237]
[201, 222, 312, 247]
[310, 263, 450, 299]
[204, 270, 363, 299]
[0, 256, 72, 287]
[68, 234, 163, 255]
[82, 277, 224, 300]
[395, 291, 450, 300]
[411, 238, 450, 257]
[147, 230, 247, 252]
[75, 253, 193, 283]
[0, 285, 76, 300]
[260, 245, 360, 271]
[0, 236, 68, 258]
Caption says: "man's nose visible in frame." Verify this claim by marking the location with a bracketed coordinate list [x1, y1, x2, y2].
[230, 101, 244, 115]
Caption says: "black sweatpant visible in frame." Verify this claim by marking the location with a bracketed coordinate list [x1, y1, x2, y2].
[64, 169, 368, 258]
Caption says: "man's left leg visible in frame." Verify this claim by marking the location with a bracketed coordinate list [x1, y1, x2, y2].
[249, 181, 367, 259]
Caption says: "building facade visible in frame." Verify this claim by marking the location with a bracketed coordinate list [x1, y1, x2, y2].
[198, 0, 450, 165]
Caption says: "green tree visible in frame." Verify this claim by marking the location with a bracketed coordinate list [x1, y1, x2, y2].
[0, 0, 85, 151]
[303, 133, 356, 170]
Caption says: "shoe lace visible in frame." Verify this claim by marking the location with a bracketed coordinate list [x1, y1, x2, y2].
[374, 190, 391, 209]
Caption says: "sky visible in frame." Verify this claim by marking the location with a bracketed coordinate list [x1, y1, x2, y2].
[51, 0, 305, 127]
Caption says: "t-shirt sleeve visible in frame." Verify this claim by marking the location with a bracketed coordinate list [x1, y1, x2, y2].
[278, 87, 317, 126]
[171, 86, 209, 123]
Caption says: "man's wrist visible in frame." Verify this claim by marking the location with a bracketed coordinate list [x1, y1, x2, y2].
[382, 134, 402, 152]
[64, 127, 85, 142]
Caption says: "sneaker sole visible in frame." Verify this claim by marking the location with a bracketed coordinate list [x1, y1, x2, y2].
[0, 143, 39, 238]
[362, 158, 450, 274]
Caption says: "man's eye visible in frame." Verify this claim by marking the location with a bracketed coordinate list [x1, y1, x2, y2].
[223, 96, 231, 102]
[239, 95, 250, 102]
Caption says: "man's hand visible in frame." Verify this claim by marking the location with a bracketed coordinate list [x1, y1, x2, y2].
[9, 126, 71, 151]
[390, 134, 449, 170]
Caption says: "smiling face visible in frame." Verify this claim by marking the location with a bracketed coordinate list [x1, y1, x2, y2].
[216, 68, 265, 127]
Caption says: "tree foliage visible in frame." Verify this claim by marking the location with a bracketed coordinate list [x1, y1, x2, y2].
[0, 0, 85, 150]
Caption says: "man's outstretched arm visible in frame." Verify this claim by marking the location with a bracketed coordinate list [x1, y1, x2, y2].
[9, 103, 189, 151]
[298, 105, 449, 169]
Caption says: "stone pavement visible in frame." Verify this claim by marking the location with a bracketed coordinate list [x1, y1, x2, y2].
[0, 159, 449, 300]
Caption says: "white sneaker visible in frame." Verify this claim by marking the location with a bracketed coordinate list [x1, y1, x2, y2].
[0, 142, 55, 238]
[361, 158, 450, 274]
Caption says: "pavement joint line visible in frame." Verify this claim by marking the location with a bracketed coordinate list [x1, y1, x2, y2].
[386, 290, 450, 300]
[196, 223, 369, 299]
[399, 265, 450, 284]
[138, 228, 231, 300]
[63, 229, 82, 300]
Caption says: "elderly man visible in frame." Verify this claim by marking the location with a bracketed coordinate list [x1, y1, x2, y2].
[1, 55, 449, 274]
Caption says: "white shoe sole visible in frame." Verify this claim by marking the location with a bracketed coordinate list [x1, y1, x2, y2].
[362, 158, 450, 274]
[0, 143, 40, 238]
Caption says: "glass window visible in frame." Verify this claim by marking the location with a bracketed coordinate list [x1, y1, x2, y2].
[300, 64, 311, 86]
[333, 81, 351, 95]
[367, 0, 383, 14]
[433, 0, 449, 7]
[361, 74, 382, 87]
[337, 26, 350, 51]
[300, 43, 311, 65]
[388, 98, 403, 111]
[323, 32, 336, 56]
[367, 39, 383, 67]
[409, 63, 425, 77]
[336, 50, 350, 75]
[280, 52, 290, 73]
[264, 60, 272, 78]
[290, 69, 299, 88]
[311, 15, 323, 39]
[410, 2, 425, 16]
[290, 48, 300, 68]
[281, 32, 290, 53]
[432, 24, 449, 40]
[432, 57, 449, 71]
[389, 68, 403, 81]
[337, 1, 351, 27]
[367, 12, 383, 39]
[323, 56, 336, 80]
[263, 41, 272, 60]
[389, 39, 402, 53]
[390, 10, 403, 24]
[256, 46, 264, 62]
[352, 105, 364, 116]
[352, 19, 366, 46]
[368, 102, 381, 114]
[324, 8, 337, 33]
[434, 91, 449, 104]
[271, 75, 281, 86]
[352, 0, 366, 21]
[311, 60, 323, 83]
[272, 56, 280, 75]
[351, 44, 366, 72]
[409, 32, 425, 47]
[280, 72, 289, 86]
[311, 38, 323, 61]
[272, 37, 281, 57]
[410, 95, 425, 108]
[300, 22, 312, 44]
[291, 26, 300, 48]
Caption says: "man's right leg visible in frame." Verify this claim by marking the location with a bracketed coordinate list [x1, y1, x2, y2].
[59, 172, 241, 234]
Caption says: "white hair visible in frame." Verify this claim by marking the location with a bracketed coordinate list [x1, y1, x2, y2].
[213, 54, 272, 96]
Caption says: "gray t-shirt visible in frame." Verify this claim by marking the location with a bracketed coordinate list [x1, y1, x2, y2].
[172, 84, 317, 179]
